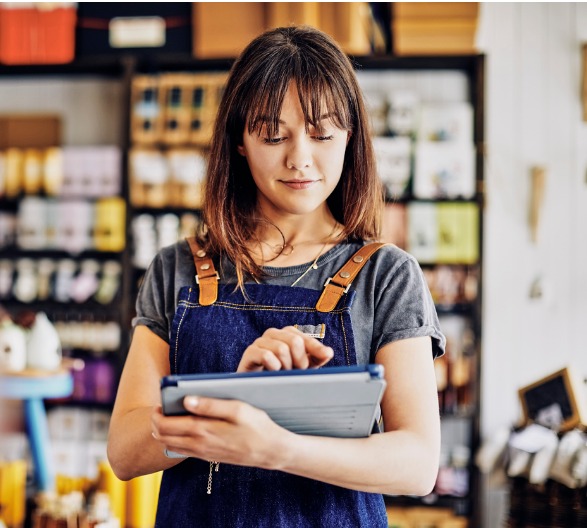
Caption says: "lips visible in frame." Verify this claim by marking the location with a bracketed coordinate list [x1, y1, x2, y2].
[280, 180, 317, 190]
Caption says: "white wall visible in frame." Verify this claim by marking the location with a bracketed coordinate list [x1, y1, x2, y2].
[477, 2, 587, 525]
[477, 0, 587, 437]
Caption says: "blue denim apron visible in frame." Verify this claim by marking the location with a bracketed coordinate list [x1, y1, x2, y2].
[155, 264, 388, 527]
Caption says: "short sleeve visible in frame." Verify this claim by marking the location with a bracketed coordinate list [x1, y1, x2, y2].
[132, 253, 170, 343]
[373, 255, 445, 359]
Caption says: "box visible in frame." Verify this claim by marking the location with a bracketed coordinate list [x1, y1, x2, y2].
[192, 3, 267, 59]
[392, 2, 479, 56]
[394, 3, 479, 19]
[0, 4, 76, 65]
[188, 73, 228, 146]
[266, 2, 371, 56]
[318, 3, 371, 56]
[160, 74, 194, 145]
[266, 2, 320, 29]
[131, 75, 163, 146]
[0, 115, 61, 149]
[76, 3, 192, 57]
[393, 18, 478, 55]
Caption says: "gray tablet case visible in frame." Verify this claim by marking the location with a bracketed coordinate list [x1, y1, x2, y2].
[161, 364, 386, 439]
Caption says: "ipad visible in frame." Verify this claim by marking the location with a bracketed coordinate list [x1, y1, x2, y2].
[161, 364, 386, 439]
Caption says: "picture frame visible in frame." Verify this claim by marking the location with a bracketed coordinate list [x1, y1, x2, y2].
[518, 367, 587, 432]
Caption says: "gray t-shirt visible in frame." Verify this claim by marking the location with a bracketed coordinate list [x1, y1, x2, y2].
[133, 240, 445, 364]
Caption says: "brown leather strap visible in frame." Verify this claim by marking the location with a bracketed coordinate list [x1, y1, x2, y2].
[186, 237, 219, 306]
[316, 242, 390, 313]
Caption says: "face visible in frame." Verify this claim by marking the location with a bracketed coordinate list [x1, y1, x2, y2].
[237, 83, 350, 220]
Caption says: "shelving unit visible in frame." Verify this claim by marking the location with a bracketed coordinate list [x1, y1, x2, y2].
[352, 54, 484, 526]
[0, 52, 484, 526]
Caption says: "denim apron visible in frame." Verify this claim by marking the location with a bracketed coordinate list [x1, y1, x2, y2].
[155, 249, 388, 527]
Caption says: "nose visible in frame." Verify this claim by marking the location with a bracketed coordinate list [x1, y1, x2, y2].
[286, 137, 313, 171]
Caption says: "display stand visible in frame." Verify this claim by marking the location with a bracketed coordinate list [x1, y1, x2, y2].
[0, 369, 73, 491]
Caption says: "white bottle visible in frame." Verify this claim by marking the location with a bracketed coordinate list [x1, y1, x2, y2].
[27, 312, 62, 371]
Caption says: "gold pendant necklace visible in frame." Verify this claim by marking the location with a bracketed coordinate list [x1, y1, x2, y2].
[290, 222, 339, 287]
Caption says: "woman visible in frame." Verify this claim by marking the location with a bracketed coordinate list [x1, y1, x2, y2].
[108, 26, 445, 527]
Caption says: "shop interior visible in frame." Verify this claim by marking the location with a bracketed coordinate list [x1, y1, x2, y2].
[0, 2, 586, 527]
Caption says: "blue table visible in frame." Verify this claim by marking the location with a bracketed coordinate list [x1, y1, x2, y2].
[0, 370, 73, 491]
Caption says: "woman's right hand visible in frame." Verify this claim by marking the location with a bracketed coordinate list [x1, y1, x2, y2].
[237, 326, 334, 373]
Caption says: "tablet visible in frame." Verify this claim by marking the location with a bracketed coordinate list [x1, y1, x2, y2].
[161, 364, 386, 439]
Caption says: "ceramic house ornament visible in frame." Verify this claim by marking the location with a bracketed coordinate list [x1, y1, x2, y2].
[27, 312, 62, 371]
[0, 320, 27, 372]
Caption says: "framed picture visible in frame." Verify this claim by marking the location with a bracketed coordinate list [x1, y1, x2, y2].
[518, 367, 587, 432]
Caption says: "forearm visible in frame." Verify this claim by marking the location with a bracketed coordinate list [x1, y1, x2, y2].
[274, 429, 439, 496]
[107, 406, 181, 480]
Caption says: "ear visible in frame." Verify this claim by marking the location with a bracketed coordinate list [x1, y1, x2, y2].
[237, 144, 246, 157]
[346, 131, 352, 145]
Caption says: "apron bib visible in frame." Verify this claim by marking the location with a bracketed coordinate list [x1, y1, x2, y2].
[155, 245, 388, 527]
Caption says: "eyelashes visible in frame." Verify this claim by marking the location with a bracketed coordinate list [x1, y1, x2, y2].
[262, 135, 334, 144]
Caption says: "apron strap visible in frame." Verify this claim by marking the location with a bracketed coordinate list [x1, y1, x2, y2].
[316, 242, 391, 313]
[186, 237, 219, 306]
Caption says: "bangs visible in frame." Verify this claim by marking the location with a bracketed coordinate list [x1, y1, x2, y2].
[244, 54, 354, 138]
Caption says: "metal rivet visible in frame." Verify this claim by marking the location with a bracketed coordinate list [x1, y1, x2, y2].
[353, 255, 364, 263]
[340, 271, 351, 279]
[200, 263, 211, 271]
[196, 250, 206, 258]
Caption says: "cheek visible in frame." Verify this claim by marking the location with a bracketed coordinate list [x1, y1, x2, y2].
[247, 150, 281, 177]
[322, 143, 348, 173]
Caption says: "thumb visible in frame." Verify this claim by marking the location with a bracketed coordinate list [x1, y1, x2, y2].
[183, 395, 248, 422]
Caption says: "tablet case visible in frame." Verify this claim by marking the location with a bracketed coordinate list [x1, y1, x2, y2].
[161, 364, 386, 438]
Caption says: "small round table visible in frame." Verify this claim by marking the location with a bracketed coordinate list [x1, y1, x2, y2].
[0, 369, 73, 491]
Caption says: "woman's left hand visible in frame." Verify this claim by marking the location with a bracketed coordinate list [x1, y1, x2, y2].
[150, 396, 291, 469]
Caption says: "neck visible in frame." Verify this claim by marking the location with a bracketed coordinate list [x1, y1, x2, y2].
[252, 216, 342, 267]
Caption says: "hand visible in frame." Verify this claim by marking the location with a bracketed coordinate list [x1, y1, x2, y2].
[237, 326, 334, 373]
[151, 397, 291, 469]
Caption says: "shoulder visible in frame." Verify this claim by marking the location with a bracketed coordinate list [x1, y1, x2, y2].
[358, 241, 421, 283]
[143, 240, 195, 287]
[157, 239, 193, 264]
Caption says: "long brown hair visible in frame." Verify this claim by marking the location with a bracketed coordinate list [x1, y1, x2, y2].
[201, 26, 383, 285]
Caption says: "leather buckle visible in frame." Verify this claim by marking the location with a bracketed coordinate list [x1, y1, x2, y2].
[323, 277, 351, 293]
[195, 272, 220, 284]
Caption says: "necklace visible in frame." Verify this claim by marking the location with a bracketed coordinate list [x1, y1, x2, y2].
[262, 241, 294, 256]
[290, 222, 339, 288]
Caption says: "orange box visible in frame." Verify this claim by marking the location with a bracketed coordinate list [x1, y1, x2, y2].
[392, 2, 478, 56]
[394, 2, 479, 19]
[392, 18, 478, 55]
[0, 5, 76, 65]
[0, 115, 61, 149]
[192, 3, 267, 59]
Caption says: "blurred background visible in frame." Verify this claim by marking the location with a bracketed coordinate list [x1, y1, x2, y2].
[0, 2, 586, 527]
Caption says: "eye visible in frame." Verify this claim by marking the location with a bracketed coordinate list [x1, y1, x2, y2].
[263, 137, 286, 144]
[313, 135, 334, 142]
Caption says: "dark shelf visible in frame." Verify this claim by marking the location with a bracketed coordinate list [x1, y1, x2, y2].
[0, 52, 484, 78]
[385, 494, 471, 516]
[0, 247, 124, 260]
[387, 195, 483, 205]
[0, 55, 126, 77]
[353, 54, 484, 73]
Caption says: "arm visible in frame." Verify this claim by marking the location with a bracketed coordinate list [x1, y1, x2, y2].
[107, 325, 181, 480]
[152, 335, 440, 495]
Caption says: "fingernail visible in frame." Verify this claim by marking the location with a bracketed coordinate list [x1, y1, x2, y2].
[185, 396, 199, 408]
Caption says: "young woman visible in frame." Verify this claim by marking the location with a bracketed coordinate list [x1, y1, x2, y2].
[108, 26, 445, 527]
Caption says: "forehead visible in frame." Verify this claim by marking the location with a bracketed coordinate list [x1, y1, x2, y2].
[246, 80, 348, 135]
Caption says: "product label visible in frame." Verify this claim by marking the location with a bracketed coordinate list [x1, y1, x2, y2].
[109, 17, 166, 48]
